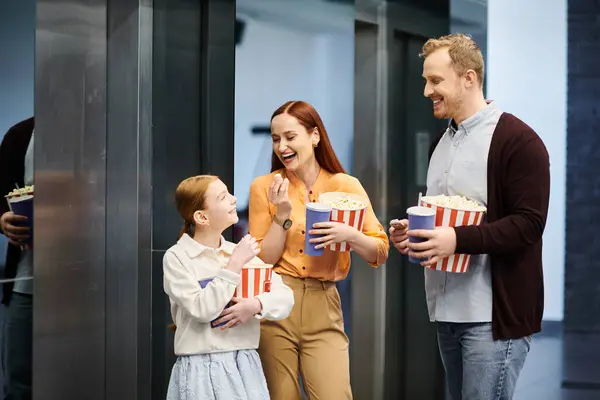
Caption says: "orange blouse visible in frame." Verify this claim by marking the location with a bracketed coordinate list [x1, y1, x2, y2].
[248, 168, 389, 282]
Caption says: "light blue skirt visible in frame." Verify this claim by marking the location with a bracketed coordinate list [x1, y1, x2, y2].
[166, 349, 270, 400]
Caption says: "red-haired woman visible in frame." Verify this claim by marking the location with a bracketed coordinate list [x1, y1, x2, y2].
[248, 101, 389, 399]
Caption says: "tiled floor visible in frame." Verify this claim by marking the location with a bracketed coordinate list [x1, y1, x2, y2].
[515, 335, 600, 400]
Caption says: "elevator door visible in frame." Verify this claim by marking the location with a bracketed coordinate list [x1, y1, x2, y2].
[385, 28, 448, 400]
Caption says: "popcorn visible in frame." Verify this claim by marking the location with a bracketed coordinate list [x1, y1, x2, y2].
[390, 219, 407, 229]
[324, 197, 365, 210]
[318, 192, 367, 252]
[421, 195, 486, 212]
[7, 185, 34, 198]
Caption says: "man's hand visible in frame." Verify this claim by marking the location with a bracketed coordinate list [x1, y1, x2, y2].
[389, 219, 409, 254]
[0, 212, 30, 246]
[407, 226, 457, 266]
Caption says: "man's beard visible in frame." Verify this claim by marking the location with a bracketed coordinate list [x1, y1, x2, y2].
[435, 94, 462, 120]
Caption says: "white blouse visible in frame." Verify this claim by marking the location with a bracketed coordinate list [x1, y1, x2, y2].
[163, 233, 294, 356]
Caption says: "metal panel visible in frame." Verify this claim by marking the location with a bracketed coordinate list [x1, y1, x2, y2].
[150, 0, 236, 396]
[352, 19, 385, 400]
[353, 1, 449, 399]
[199, 0, 236, 242]
[105, 0, 153, 398]
[34, 1, 107, 398]
[151, 0, 203, 397]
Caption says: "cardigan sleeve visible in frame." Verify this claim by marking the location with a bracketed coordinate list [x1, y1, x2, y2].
[454, 131, 550, 255]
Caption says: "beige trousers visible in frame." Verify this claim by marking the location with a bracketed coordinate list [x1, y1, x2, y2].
[258, 275, 352, 400]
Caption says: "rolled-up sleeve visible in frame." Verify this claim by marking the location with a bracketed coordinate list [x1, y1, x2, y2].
[255, 271, 294, 321]
[342, 176, 390, 267]
[248, 177, 274, 248]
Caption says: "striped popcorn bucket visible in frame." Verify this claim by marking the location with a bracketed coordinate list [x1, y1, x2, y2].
[420, 197, 486, 273]
[233, 263, 273, 298]
[318, 192, 367, 252]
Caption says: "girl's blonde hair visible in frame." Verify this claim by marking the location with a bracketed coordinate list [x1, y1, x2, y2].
[174, 175, 218, 240]
[169, 174, 219, 333]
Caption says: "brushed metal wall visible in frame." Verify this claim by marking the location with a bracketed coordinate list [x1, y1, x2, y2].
[34, 0, 108, 398]
[34, 0, 236, 398]
[34, 0, 154, 398]
[352, 1, 449, 399]
[105, 0, 153, 398]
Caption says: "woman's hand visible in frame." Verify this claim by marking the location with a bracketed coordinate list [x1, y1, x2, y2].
[215, 297, 262, 330]
[308, 221, 360, 249]
[268, 174, 292, 218]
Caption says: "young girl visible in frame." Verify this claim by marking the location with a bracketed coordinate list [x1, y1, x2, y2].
[164, 175, 294, 400]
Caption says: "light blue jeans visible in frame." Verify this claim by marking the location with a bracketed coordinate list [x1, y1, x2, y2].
[437, 322, 531, 400]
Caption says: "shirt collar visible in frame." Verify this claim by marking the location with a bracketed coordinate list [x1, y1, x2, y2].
[277, 168, 332, 190]
[449, 100, 499, 135]
[177, 233, 234, 259]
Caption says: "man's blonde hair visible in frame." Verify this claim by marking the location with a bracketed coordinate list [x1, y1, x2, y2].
[420, 33, 484, 88]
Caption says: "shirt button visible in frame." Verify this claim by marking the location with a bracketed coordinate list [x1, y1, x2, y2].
[439, 284, 444, 290]
[302, 266, 306, 270]
[302, 230, 305, 234]
[299, 249, 303, 254]
[309, 190, 313, 194]
[444, 170, 448, 174]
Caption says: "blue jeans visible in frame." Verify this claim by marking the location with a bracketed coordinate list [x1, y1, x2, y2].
[437, 322, 531, 400]
[3, 293, 33, 400]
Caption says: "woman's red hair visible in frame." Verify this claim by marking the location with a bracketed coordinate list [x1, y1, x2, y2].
[270, 101, 346, 174]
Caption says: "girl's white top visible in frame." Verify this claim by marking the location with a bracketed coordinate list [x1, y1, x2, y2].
[163, 233, 294, 356]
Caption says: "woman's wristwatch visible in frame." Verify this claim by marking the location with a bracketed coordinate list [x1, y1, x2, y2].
[273, 215, 293, 230]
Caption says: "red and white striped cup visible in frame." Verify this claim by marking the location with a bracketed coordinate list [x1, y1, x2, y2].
[318, 192, 367, 252]
[420, 197, 486, 273]
[233, 262, 273, 298]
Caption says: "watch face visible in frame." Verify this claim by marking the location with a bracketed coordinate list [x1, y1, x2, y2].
[283, 219, 293, 229]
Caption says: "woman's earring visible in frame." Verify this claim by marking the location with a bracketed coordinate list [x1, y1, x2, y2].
[313, 143, 318, 148]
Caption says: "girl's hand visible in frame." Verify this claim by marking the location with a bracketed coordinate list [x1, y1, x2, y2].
[227, 235, 260, 273]
[308, 222, 360, 250]
[214, 297, 262, 330]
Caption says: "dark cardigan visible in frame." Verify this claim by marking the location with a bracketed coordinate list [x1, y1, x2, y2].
[0, 117, 34, 304]
[429, 113, 550, 340]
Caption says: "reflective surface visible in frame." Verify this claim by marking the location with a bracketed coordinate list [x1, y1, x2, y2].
[105, 0, 153, 398]
[354, 1, 449, 398]
[151, 0, 236, 397]
[34, 0, 108, 397]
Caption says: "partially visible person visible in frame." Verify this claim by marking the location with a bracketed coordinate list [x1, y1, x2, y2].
[249, 100, 389, 400]
[0, 116, 34, 400]
[163, 175, 294, 400]
[390, 34, 550, 400]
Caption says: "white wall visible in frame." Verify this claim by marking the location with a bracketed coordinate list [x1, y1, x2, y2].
[487, 0, 567, 321]
[0, 0, 35, 138]
[234, 16, 354, 209]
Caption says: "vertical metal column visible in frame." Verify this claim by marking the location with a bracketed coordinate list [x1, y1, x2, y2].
[105, 0, 153, 398]
[34, 1, 108, 398]
[352, 1, 449, 399]
[151, 0, 236, 397]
